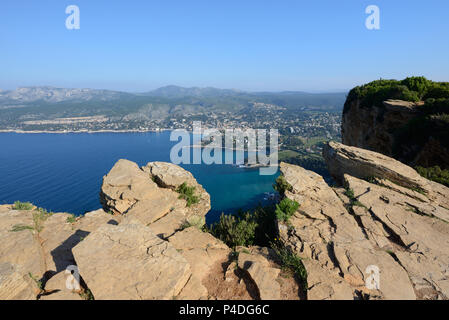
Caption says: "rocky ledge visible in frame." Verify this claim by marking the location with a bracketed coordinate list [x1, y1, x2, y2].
[278, 141, 449, 300]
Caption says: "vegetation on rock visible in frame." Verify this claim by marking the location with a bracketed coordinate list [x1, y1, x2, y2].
[176, 182, 200, 207]
[208, 206, 278, 248]
[416, 166, 449, 187]
[13, 201, 33, 210]
[275, 198, 300, 223]
[273, 175, 293, 196]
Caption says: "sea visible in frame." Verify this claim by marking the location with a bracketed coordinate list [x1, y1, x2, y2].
[0, 131, 279, 223]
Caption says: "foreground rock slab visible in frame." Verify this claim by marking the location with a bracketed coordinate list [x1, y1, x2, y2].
[0, 262, 36, 300]
[72, 221, 191, 300]
[237, 246, 281, 300]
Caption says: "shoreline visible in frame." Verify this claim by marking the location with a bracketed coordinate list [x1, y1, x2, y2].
[0, 129, 173, 134]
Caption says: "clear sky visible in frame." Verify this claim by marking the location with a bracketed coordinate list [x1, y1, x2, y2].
[1, 0, 449, 92]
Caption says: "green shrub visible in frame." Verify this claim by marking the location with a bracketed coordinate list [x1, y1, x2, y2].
[273, 175, 293, 196]
[180, 215, 205, 231]
[209, 213, 257, 248]
[343, 77, 449, 115]
[270, 240, 307, 296]
[10, 224, 34, 232]
[13, 201, 34, 210]
[66, 214, 77, 224]
[176, 182, 200, 207]
[275, 198, 300, 223]
[416, 166, 449, 187]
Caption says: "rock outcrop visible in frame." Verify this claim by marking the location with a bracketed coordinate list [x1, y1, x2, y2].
[277, 142, 449, 300]
[100, 159, 210, 238]
[342, 99, 420, 157]
[342, 97, 449, 169]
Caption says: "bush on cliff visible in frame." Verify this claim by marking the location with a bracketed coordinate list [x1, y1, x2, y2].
[275, 198, 300, 223]
[416, 166, 449, 187]
[273, 175, 293, 196]
[208, 206, 278, 248]
[176, 182, 200, 207]
[13, 201, 33, 210]
[343, 76, 449, 114]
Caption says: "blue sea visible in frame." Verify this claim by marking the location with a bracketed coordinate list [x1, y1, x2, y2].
[0, 132, 279, 223]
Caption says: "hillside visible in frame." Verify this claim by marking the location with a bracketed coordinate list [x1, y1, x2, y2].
[0, 86, 346, 132]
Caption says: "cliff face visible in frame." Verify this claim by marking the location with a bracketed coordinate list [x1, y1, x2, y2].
[342, 99, 419, 156]
[342, 78, 449, 169]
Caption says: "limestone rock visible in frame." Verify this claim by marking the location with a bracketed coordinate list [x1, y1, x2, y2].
[342, 96, 449, 169]
[278, 161, 417, 300]
[237, 246, 281, 300]
[323, 141, 431, 193]
[168, 226, 230, 298]
[142, 161, 211, 218]
[0, 209, 43, 280]
[142, 161, 197, 189]
[304, 259, 354, 300]
[100, 160, 211, 238]
[344, 174, 449, 299]
[0, 262, 36, 300]
[100, 159, 162, 214]
[72, 222, 191, 300]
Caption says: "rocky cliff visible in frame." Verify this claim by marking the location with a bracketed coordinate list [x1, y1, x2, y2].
[2, 145, 449, 300]
[342, 78, 449, 169]
[278, 141, 449, 300]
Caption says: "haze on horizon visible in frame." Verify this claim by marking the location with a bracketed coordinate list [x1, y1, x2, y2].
[1, 0, 449, 92]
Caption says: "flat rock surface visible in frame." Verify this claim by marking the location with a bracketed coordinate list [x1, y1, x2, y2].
[72, 221, 192, 300]
[237, 246, 281, 300]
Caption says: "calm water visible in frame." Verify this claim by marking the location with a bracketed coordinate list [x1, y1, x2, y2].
[0, 132, 278, 223]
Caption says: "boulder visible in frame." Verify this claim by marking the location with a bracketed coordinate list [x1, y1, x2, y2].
[100, 159, 162, 214]
[142, 162, 211, 218]
[100, 160, 211, 238]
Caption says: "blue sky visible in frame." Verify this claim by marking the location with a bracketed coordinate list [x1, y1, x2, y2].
[1, 0, 448, 92]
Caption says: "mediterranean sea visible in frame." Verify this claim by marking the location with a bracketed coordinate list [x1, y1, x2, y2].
[0, 132, 279, 223]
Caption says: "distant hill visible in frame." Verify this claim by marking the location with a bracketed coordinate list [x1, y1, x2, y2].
[0, 85, 347, 129]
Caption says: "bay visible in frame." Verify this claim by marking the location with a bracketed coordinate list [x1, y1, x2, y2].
[0, 132, 279, 223]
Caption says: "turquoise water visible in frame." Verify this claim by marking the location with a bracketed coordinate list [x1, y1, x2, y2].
[0, 132, 278, 223]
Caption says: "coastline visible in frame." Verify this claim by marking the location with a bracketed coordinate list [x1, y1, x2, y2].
[0, 129, 173, 134]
